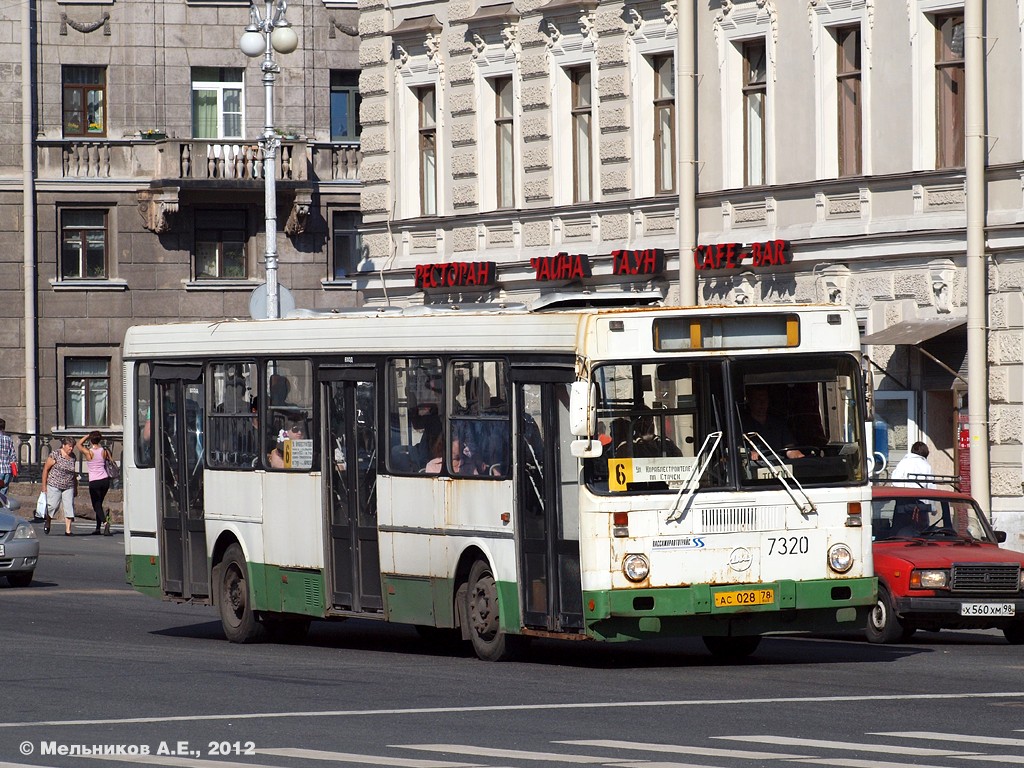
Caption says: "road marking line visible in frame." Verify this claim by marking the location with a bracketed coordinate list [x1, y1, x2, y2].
[1, 692, 1022, 729]
[786, 760, 960, 768]
[872, 731, 1024, 747]
[261, 747, 483, 767]
[396, 744, 635, 764]
[80, 755, 285, 768]
[958, 757, 1024, 764]
[714, 736, 977, 757]
[560, 740, 809, 760]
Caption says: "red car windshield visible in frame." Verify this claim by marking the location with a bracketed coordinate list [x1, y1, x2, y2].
[871, 495, 997, 543]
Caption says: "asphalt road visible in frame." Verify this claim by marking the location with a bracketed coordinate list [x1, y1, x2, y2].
[2, 520, 1023, 768]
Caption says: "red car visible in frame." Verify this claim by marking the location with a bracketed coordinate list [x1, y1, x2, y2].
[869, 484, 1024, 644]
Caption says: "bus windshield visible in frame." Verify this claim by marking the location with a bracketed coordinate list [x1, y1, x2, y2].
[584, 354, 864, 494]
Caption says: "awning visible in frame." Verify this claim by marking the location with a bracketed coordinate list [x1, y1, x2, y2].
[861, 316, 966, 346]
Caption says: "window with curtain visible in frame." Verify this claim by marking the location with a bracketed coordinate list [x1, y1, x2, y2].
[63, 66, 106, 137]
[331, 70, 362, 142]
[60, 209, 108, 279]
[418, 87, 437, 216]
[191, 67, 244, 140]
[935, 13, 965, 169]
[66, 358, 110, 428]
[494, 77, 515, 209]
[195, 210, 246, 279]
[570, 67, 593, 203]
[742, 41, 767, 186]
[652, 55, 676, 195]
[836, 26, 862, 177]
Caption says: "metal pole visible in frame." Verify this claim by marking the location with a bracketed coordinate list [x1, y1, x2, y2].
[261, 1, 280, 320]
[22, 0, 38, 437]
[676, 0, 697, 306]
[965, 0, 989, 512]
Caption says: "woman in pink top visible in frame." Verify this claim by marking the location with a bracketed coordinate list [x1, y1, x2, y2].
[76, 431, 112, 535]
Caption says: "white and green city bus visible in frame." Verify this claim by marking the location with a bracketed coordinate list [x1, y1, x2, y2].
[122, 302, 875, 660]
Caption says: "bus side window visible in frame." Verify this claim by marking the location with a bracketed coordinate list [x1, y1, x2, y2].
[450, 360, 509, 477]
[136, 362, 153, 468]
[264, 359, 314, 470]
[208, 361, 257, 469]
[387, 357, 444, 474]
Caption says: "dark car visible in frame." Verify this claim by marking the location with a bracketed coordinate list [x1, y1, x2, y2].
[869, 483, 1024, 644]
[0, 509, 39, 587]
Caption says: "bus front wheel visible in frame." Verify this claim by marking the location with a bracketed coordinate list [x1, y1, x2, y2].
[465, 559, 526, 662]
[218, 544, 264, 643]
[865, 585, 908, 644]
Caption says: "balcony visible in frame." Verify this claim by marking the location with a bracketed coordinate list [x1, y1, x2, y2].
[36, 136, 361, 235]
[36, 137, 362, 183]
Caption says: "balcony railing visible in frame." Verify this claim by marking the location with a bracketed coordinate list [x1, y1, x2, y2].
[36, 138, 362, 182]
[8, 432, 123, 485]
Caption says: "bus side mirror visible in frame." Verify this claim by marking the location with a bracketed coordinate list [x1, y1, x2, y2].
[569, 380, 595, 437]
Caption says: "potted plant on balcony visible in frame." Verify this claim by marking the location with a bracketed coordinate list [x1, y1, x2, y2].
[139, 128, 167, 140]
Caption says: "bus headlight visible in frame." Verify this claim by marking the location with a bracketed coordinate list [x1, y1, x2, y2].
[622, 554, 650, 583]
[827, 544, 854, 574]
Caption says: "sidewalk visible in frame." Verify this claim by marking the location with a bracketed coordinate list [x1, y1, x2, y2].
[5, 481, 123, 524]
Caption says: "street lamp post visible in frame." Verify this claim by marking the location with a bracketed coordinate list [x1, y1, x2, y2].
[240, 0, 298, 320]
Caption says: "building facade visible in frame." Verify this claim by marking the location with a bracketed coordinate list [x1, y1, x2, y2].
[0, 0, 363, 442]
[358, 0, 1024, 545]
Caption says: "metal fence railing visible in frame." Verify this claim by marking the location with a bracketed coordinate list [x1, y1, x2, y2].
[9, 433, 123, 485]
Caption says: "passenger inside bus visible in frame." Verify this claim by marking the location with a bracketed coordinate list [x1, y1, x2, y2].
[740, 385, 805, 460]
[630, 413, 682, 458]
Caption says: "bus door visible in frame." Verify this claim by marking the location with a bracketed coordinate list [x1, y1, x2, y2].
[321, 367, 381, 614]
[513, 368, 583, 633]
[152, 364, 207, 599]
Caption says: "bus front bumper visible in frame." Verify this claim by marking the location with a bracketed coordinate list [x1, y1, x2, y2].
[583, 577, 877, 641]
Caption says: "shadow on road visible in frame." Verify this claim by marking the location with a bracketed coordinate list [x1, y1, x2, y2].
[150, 617, 934, 668]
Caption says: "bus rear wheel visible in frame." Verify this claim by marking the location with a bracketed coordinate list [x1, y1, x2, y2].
[218, 544, 264, 643]
[702, 635, 761, 660]
[465, 559, 525, 662]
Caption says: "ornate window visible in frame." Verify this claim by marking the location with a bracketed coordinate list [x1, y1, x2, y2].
[191, 67, 244, 140]
[194, 210, 246, 279]
[836, 26, 862, 177]
[935, 13, 965, 168]
[60, 209, 108, 279]
[742, 41, 767, 187]
[62, 66, 106, 137]
[331, 70, 361, 142]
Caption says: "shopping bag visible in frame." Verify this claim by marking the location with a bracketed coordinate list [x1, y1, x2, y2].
[35, 491, 47, 520]
[10, 461, 17, 478]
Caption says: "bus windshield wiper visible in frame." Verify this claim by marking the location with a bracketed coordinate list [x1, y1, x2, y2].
[666, 431, 723, 523]
[742, 432, 817, 517]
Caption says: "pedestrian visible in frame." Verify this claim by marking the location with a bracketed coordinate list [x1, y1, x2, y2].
[76, 431, 112, 535]
[890, 441, 934, 487]
[0, 418, 15, 504]
[41, 437, 79, 535]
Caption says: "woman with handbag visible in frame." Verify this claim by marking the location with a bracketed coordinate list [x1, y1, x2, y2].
[41, 437, 78, 535]
[76, 431, 113, 535]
